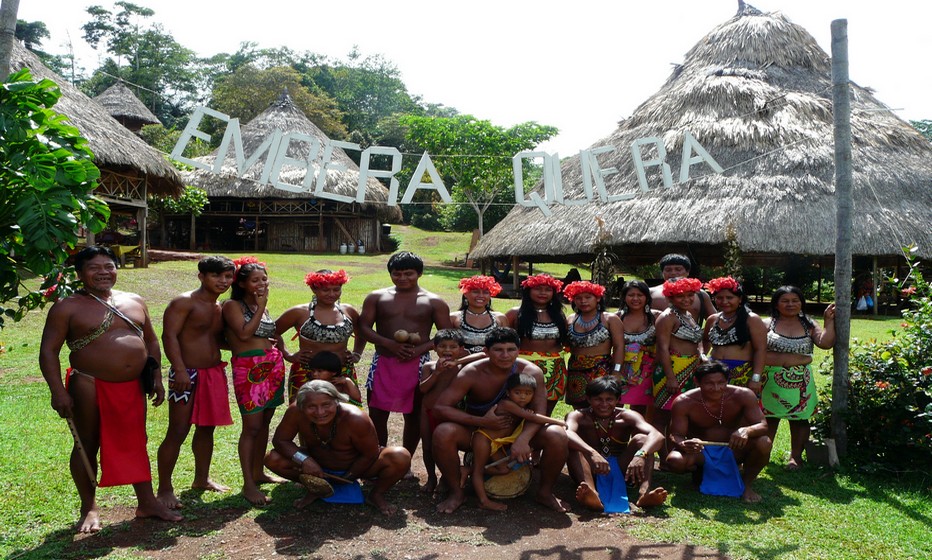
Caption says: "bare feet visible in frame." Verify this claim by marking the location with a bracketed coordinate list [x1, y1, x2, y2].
[422, 476, 438, 494]
[436, 492, 466, 514]
[255, 473, 287, 485]
[157, 489, 183, 510]
[294, 492, 319, 509]
[635, 487, 668, 507]
[742, 487, 763, 503]
[76, 509, 102, 533]
[535, 492, 570, 513]
[136, 500, 183, 522]
[785, 457, 803, 471]
[192, 479, 231, 493]
[479, 499, 508, 512]
[575, 482, 604, 512]
[242, 486, 271, 506]
[367, 493, 399, 515]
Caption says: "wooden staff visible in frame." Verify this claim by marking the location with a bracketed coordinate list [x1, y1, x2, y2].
[697, 440, 730, 447]
[484, 456, 517, 470]
[321, 472, 355, 484]
[65, 417, 97, 487]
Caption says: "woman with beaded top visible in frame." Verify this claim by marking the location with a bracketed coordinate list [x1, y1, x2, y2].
[563, 281, 625, 409]
[506, 274, 569, 415]
[222, 257, 286, 505]
[702, 277, 767, 392]
[275, 269, 366, 403]
[616, 281, 662, 416]
[651, 277, 705, 459]
[762, 286, 836, 470]
[449, 275, 508, 355]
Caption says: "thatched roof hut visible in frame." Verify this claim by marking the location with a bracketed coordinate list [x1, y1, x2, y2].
[177, 91, 401, 253]
[94, 80, 161, 132]
[471, 4, 932, 267]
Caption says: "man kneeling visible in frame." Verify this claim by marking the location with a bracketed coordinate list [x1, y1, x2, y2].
[265, 380, 411, 514]
[667, 361, 772, 503]
[566, 377, 667, 512]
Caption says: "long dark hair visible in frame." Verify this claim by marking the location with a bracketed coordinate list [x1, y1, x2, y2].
[711, 281, 751, 346]
[515, 286, 568, 344]
[230, 262, 267, 301]
[617, 280, 655, 326]
[770, 285, 815, 327]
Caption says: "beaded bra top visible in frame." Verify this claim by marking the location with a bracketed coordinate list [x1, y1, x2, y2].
[568, 315, 611, 348]
[766, 316, 814, 355]
[708, 319, 740, 346]
[529, 319, 562, 341]
[242, 302, 277, 339]
[300, 300, 353, 344]
[618, 312, 656, 346]
[459, 309, 496, 353]
[671, 308, 703, 344]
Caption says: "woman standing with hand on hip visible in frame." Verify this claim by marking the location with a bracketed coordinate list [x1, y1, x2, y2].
[762, 286, 836, 470]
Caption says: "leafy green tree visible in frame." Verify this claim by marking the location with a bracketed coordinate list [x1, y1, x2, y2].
[148, 185, 207, 250]
[209, 64, 347, 140]
[0, 69, 109, 328]
[399, 114, 557, 235]
[13, 19, 71, 78]
[911, 120, 932, 142]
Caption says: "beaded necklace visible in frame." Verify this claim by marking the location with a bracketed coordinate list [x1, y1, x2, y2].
[312, 409, 340, 447]
[591, 410, 615, 455]
[699, 394, 725, 425]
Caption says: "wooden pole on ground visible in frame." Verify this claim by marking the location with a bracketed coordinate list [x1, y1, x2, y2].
[831, 19, 852, 457]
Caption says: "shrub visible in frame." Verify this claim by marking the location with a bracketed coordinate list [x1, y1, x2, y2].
[813, 249, 932, 472]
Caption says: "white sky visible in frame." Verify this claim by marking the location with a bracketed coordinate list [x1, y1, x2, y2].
[19, 0, 932, 155]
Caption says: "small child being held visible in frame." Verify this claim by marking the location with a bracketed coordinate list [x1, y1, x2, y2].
[304, 351, 362, 406]
[471, 373, 567, 511]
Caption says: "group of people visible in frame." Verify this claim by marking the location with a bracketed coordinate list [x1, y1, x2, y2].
[39, 247, 836, 533]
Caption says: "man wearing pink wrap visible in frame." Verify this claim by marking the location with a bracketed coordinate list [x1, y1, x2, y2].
[359, 252, 452, 463]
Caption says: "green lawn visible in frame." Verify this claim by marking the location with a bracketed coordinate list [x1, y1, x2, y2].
[0, 228, 928, 560]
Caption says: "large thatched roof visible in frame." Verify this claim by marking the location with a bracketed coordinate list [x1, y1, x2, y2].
[472, 4, 932, 262]
[9, 43, 183, 197]
[183, 91, 402, 222]
[94, 80, 160, 128]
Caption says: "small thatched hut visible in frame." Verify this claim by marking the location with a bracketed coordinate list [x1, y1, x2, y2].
[177, 91, 402, 253]
[471, 4, 932, 281]
[94, 80, 160, 133]
[10, 43, 184, 266]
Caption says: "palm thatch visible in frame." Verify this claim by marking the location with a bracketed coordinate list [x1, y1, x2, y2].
[9, 43, 183, 196]
[471, 4, 932, 263]
[183, 91, 402, 222]
[94, 80, 160, 131]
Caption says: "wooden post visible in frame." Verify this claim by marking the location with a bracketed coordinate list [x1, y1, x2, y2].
[831, 19, 852, 456]
[0, 0, 20, 80]
[871, 256, 879, 315]
[137, 207, 148, 268]
[189, 213, 196, 251]
[511, 256, 520, 293]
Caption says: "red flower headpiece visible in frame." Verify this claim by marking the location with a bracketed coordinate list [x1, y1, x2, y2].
[233, 256, 267, 271]
[662, 277, 703, 297]
[520, 274, 563, 293]
[305, 269, 350, 288]
[704, 276, 740, 295]
[563, 281, 606, 301]
[459, 275, 502, 296]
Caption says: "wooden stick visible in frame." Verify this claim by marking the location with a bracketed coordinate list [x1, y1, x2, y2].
[65, 417, 97, 487]
[484, 456, 517, 470]
[321, 472, 355, 484]
[697, 440, 730, 447]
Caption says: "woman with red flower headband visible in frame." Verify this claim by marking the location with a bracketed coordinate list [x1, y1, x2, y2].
[563, 281, 624, 409]
[702, 277, 767, 392]
[221, 257, 286, 505]
[505, 274, 569, 414]
[651, 277, 705, 461]
[275, 269, 366, 404]
[450, 275, 508, 354]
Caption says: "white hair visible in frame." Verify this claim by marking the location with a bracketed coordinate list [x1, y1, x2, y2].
[295, 379, 349, 408]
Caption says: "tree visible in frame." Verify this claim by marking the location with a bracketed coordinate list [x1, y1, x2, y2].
[399, 114, 557, 235]
[911, 120, 932, 142]
[0, 68, 109, 328]
[209, 64, 347, 140]
[0, 0, 19, 79]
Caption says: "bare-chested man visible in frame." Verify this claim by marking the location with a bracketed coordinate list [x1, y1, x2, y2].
[156, 256, 236, 509]
[359, 251, 452, 459]
[566, 377, 667, 512]
[432, 327, 570, 514]
[649, 253, 715, 321]
[264, 380, 411, 514]
[666, 361, 773, 503]
[39, 246, 182, 533]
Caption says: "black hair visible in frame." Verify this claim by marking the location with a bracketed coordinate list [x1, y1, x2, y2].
[585, 376, 622, 398]
[307, 351, 342, 374]
[506, 372, 537, 391]
[433, 328, 465, 346]
[387, 251, 423, 274]
[230, 262, 267, 301]
[198, 255, 235, 274]
[74, 245, 117, 271]
[617, 280, 655, 326]
[770, 285, 815, 327]
[694, 361, 730, 382]
[484, 326, 521, 348]
[659, 253, 691, 273]
[515, 285, 568, 344]
[710, 280, 752, 346]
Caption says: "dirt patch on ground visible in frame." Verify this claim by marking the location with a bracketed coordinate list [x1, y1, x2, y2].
[147, 249, 206, 263]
